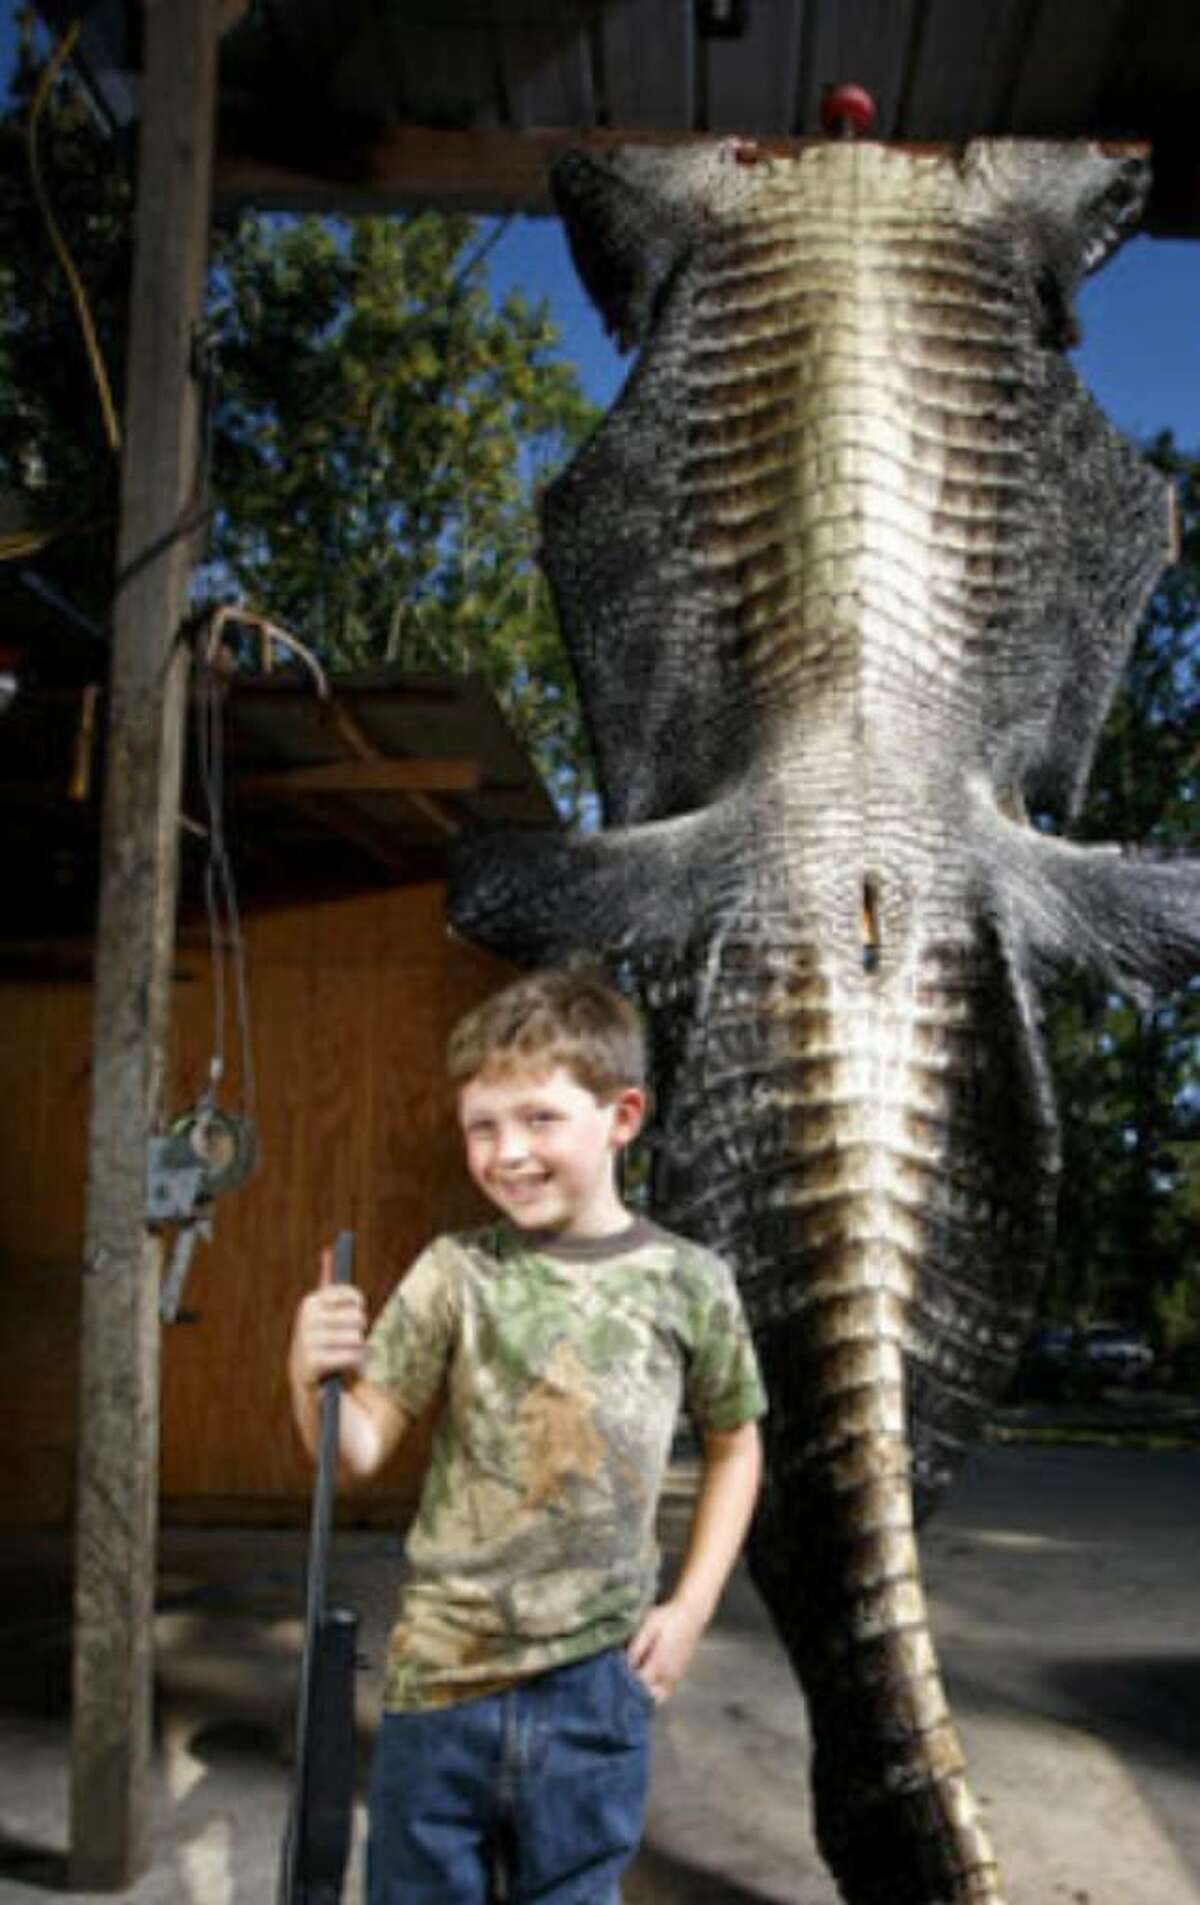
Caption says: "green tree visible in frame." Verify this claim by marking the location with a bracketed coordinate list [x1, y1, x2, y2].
[207, 212, 598, 814]
[1043, 435, 1200, 1346]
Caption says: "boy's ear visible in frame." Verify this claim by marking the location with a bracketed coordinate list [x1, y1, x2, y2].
[609, 1085, 647, 1147]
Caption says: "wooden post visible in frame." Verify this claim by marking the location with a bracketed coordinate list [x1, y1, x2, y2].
[69, 1, 217, 1887]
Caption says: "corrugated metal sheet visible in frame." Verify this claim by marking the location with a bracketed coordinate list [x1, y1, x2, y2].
[222, 0, 1183, 141]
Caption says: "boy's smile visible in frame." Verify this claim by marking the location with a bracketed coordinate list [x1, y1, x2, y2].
[458, 1063, 645, 1240]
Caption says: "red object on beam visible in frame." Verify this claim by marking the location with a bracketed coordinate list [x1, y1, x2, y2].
[820, 84, 877, 139]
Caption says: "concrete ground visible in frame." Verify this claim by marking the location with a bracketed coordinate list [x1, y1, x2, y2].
[1, 1433, 1198, 1904]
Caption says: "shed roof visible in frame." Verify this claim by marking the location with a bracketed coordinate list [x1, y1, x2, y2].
[0, 655, 559, 957]
[33, 0, 1200, 232]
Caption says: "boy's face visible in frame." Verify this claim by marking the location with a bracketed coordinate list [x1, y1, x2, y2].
[457, 1062, 645, 1240]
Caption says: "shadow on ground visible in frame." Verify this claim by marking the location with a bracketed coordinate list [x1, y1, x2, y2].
[0, 1835, 69, 1892]
[627, 1841, 793, 1904]
[0, 1565, 72, 1722]
[3, 1448, 1200, 1904]
[1046, 1654, 1200, 1770]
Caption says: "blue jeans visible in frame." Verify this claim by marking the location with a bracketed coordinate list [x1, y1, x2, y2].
[366, 1647, 654, 1904]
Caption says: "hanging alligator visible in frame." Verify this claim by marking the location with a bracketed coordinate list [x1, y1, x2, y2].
[448, 136, 1200, 1904]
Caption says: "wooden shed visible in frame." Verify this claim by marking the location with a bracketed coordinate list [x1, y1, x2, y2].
[0, 652, 558, 1527]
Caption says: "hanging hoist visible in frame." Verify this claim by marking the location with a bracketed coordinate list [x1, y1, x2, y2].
[149, 606, 329, 1320]
[151, 619, 259, 1322]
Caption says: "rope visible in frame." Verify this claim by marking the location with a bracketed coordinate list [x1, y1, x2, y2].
[190, 602, 329, 1130]
[195, 650, 257, 1127]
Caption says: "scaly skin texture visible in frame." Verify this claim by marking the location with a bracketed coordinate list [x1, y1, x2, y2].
[448, 141, 1200, 1905]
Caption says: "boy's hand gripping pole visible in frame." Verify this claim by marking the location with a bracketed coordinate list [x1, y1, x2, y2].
[278, 1231, 359, 1905]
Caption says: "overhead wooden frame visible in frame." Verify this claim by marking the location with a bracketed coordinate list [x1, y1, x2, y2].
[233, 756, 483, 796]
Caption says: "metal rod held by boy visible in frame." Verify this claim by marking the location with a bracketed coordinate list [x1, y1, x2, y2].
[279, 1230, 359, 1905]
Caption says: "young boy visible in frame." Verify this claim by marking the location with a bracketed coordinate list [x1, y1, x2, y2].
[289, 967, 766, 1905]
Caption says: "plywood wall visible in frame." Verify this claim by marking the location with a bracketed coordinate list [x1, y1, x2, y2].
[0, 884, 512, 1526]
[0, 978, 93, 1523]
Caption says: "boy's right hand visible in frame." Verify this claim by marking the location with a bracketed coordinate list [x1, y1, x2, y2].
[288, 1246, 368, 1391]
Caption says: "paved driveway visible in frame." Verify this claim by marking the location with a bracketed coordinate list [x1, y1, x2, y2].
[631, 1441, 1200, 1904]
[0, 1439, 1197, 1903]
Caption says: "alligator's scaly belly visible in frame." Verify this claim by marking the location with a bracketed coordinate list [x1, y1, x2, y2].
[648, 933, 1053, 1503]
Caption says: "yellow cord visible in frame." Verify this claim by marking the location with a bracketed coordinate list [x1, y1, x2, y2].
[2, 23, 123, 568]
[28, 19, 122, 455]
[0, 523, 59, 560]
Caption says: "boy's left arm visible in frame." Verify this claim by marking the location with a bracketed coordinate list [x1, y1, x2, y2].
[626, 1418, 762, 1703]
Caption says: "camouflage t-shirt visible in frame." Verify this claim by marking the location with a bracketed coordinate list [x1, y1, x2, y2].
[363, 1215, 766, 1711]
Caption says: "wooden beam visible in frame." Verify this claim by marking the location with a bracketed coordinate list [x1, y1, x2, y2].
[215, 120, 567, 215]
[69, 1, 216, 1889]
[288, 792, 421, 875]
[213, 119, 1153, 218]
[214, 122, 755, 215]
[322, 696, 385, 761]
[0, 780, 104, 805]
[235, 756, 484, 796]
[219, 678, 463, 706]
[320, 694, 463, 836]
[1142, 142, 1200, 237]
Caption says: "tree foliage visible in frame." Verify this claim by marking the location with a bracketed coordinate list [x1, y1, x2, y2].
[1041, 434, 1200, 1349]
[207, 213, 599, 813]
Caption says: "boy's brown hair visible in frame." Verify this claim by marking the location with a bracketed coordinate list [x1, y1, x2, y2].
[447, 967, 646, 1098]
